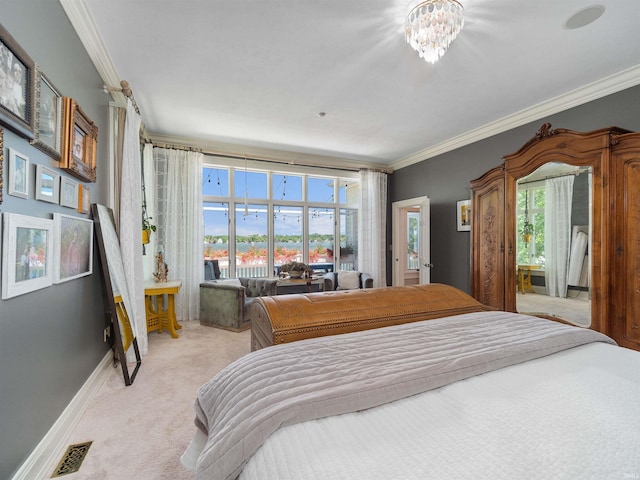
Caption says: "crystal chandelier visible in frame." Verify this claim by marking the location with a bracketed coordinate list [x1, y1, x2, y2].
[405, 0, 465, 64]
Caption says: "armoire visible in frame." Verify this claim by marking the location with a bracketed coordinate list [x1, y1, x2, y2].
[470, 124, 640, 351]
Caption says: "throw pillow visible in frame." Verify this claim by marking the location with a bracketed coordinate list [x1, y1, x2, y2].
[217, 278, 242, 287]
[337, 271, 360, 290]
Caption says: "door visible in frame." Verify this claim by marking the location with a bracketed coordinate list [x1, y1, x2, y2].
[392, 197, 430, 286]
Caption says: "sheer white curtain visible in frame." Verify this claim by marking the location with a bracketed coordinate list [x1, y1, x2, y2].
[544, 176, 574, 298]
[152, 147, 203, 321]
[119, 100, 147, 357]
[358, 169, 387, 287]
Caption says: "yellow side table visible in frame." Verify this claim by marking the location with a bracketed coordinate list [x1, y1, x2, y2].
[144, 279, 182, 338]
[517, 265, 540, 294]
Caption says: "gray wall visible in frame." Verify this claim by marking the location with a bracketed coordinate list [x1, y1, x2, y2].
[389, 85, 640, 292]
[0, 2, 111, 478]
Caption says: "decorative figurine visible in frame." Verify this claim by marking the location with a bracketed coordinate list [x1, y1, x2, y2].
[153, 251, 169, 283]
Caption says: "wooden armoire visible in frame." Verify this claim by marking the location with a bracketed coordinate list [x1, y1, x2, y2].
[470, 124, 640, 351]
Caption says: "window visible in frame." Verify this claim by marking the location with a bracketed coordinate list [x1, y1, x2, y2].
[517, 185, 545, 267]
[202, 160, 359, 278]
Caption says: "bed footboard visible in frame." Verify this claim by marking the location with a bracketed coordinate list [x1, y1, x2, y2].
[250, 283, 491, 350]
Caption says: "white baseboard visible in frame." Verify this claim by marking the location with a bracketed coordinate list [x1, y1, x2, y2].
[11, 350, 113, 480]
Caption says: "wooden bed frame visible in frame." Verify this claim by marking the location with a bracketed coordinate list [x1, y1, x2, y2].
[250, 283, 493, 351]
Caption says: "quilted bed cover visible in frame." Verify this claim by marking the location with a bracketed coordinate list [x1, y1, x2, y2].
[188, 311, 637, 480]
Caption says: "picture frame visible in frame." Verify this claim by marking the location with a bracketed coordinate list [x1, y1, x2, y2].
[31, 67, 63, 160]
[35, 163, 60, 204]
[8, 148, 29, 199]
[61, 97, 97, 182]
[457, 199, 471, 232]
[53, 213, 93, 283]
[78, 184, 90, 213]
[0, 128, 4, 205]
[0, 22, 35, 140]
[2, 212, 54, 299]
[60, 176, 79, 209]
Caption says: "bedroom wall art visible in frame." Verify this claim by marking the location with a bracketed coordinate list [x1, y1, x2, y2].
[8, 147, 29, 199]
[31, 67, 63, 160]
[53, 213, 93, 283]
[60, 176, 79, 209]
[0, 22, 35, 140]
[35, 163, 59, 204]
[60, 97, 97, 182]
[1, 212, 54, 299]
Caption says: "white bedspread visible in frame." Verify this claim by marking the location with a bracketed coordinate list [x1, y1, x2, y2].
[241, 342, 640, 480]
[189, 310, 617, 480]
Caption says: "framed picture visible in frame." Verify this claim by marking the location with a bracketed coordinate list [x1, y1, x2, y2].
[8, 148, 29, 199]
[35, 163, 60, 204]
[0, 128, 4, 204]
[0, 23, 35, 140]
[2, 212, 54, 299]
[457, 199, 471, 232]
[53, 213, 93, 283]
[60, 176, 79, 209]
[31, 67, 63, 160]
[61, 97, 97, 182]
[78, 184, 90, 213]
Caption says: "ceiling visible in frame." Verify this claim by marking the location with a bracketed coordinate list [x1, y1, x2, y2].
[61, 0, 640, 171]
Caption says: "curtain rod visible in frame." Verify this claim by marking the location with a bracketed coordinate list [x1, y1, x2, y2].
[106, 80, 140, 115]
[151, 142, 203, 153]
[205, 152, 391, 174]
[518, 168, 590, 186]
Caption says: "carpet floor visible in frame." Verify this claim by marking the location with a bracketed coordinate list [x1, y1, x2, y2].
[50, 321, 251, 479]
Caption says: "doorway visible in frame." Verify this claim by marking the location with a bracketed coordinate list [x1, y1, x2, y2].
[392, 196, 430, 286]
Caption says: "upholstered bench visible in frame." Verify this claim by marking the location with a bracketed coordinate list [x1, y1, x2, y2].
[250, 283, 492, 350]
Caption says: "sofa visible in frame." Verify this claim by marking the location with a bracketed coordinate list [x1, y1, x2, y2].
[323, 271, 373, 291]
[200, 277, 278, 332]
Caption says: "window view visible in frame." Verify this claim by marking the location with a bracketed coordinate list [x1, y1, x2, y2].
[202, 162, 358, 278]
[516, 185, 545, 266]
[407, 211, 420, 270]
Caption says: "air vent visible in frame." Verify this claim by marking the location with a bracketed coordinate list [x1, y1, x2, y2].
[51, 441, 92, 477]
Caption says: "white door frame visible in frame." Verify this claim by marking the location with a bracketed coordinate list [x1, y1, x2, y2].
[392, 196, 430, 286]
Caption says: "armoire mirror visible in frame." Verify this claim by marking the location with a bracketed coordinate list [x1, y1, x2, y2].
[92, 203, 141, 385]
[514, 162, 592, 327]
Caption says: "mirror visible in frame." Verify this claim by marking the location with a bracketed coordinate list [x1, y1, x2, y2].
[515, 163, 591, 327]
[92, 203, 141, 385]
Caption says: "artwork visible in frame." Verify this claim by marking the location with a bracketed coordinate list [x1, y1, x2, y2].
[2, 212, 54, 299]
[35, 163, 60, 204]
[457, 199, 471, 232]
[53, 213, 93, 283]
[60, 176, 79, 209]
[61, 97, 97, 182]
[0, 22, 35, 139]
[0, 128, 3, 204]
[78, 184, 90, 213]
[8, 148, 29, 199]
[31, 68, 62, 160]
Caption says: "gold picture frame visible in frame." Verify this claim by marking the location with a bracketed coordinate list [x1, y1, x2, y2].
[60, 97, 97, 182]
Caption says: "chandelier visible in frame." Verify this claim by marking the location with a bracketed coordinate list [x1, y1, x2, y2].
[405, 0, 465, 64]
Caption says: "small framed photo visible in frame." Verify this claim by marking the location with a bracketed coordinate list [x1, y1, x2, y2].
[0, 23, 35, 140]
[53, 213, 93, 283]
[60, 176, 79, 209]
[78, 184, 90, 213]
[61, 97, 97, 182]
[2, 212, 54, 299]
[31, 67, 63, 160]
[0, 128, 3, 204]
[8, 148, 29, 199]
[457, 199, 471, 232]
[35, 164, 60, 204]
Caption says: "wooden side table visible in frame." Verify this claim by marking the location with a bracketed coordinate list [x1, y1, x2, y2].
[144, 279, 182, 338]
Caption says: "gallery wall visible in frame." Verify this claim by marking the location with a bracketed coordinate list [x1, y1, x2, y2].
[0, 2, 111, 478]
[389, 84, 640, 292]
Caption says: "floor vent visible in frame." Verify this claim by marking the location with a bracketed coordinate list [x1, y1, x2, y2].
[51, 441, 92, 477]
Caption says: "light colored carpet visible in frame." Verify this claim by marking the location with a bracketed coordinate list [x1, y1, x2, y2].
[50, 321, 251, 479]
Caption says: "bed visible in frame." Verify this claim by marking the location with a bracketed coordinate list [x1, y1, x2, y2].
[181, 285, 640, 480]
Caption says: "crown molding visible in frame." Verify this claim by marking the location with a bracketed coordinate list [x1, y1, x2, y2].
[391, 64, 640, 170]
